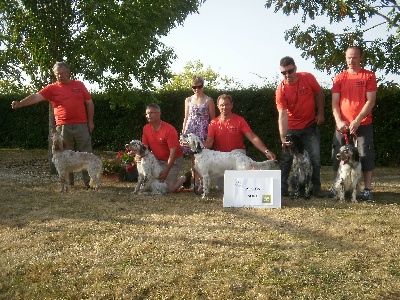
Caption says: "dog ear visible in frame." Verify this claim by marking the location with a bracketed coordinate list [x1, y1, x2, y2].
[353, 146, 360, 162]
[196, 142, 202, 153]
[139, 143, 147, 156]
[53, 138, 63, 151]
[293, 135, 304, 153]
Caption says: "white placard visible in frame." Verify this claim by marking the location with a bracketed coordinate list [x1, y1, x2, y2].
[223, 170, 281, 208]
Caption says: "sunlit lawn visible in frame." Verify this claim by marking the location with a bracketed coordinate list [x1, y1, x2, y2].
[0, 149, 399, 299]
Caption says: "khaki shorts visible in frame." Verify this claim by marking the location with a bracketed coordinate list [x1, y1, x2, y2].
[159, 156, 183, 184]
[56, 123, 92, 153]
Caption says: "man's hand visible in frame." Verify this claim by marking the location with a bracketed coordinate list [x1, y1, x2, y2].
[158, 169, 169, 182]
[11, 101, 20, 109]
[336, 120, 349, 133]
[349, 119, 361, 134]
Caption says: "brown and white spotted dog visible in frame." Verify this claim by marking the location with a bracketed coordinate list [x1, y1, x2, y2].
[51, 128, 102, 192]
[334, 144, 362, 203]
[181, 133, 277, 198]
[284, 133, 313, 199]
[125, 140, 168, 195]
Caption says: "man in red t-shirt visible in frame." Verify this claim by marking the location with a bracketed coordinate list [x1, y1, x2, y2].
[140, 103, 191, 192]
[203, 94, 276, 160]
[275, 56, 325, 197]
[11, 62, 94, 188]
[202, 94, 276, 190]
[331, 46, 377, 201]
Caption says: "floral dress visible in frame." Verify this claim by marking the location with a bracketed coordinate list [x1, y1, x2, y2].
[182, 97, 211, 154]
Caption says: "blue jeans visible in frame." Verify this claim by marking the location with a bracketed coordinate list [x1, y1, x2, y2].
[280, 124, 321, 193]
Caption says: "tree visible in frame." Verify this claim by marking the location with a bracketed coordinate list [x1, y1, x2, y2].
[162, 60, 243, 91]
[264, 0, 400, 82]
[0, 0, 204, 92]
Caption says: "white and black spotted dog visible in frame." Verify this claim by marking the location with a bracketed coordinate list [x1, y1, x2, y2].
[181, 133, 276, 198]
[333, 143, 362, 203]
[51, 128, 102, 192]
[284, 133, 313, 199]
[125, 140, 168, 195]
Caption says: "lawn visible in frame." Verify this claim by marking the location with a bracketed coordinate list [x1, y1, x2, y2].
[0, 149, 399, 299]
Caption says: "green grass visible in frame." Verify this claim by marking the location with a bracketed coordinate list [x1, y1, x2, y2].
[0, 149, 400, 299]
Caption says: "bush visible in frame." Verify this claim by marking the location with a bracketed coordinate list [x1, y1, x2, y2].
[1, 86, 400, 166]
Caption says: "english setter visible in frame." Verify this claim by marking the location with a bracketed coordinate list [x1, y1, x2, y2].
[333, 144, 362, 203]
[181, 133, 276, 198]
[284, 133, 313, 199]
[51, 129, 102, 192]
[125, 140, 168, 195]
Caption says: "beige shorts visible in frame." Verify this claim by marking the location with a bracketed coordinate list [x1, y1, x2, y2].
[159, 156, 183, 183]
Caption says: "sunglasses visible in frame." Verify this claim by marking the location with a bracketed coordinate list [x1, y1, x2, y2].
[192, 84, 203, 89]
[281, 68, 295, 76]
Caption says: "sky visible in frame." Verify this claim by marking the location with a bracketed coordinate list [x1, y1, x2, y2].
[160, 0, 398, 88]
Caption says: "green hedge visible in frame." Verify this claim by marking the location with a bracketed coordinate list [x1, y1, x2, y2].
[1, 87, 399, 166]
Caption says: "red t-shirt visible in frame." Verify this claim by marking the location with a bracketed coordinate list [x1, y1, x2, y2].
[275, 72, 321, 129]
[39, 80, 91, 126]
[332, 69, 377, 125]
[207, 114, 251, 152]
[142, 121, 183, 161]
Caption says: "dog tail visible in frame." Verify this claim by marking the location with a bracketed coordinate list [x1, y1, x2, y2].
[252, 160, 277, 170]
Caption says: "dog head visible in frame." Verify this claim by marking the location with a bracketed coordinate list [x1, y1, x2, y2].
[125, 140, 148, 157]
[284, 133, 304, 154]
[336, 144, 360, 165]
[51, 128, 65, 151]
[181, 133, 203, 154]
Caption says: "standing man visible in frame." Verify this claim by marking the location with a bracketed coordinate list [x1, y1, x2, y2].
[275, 56, 325, 197]
[11, 61, 94, 188]
[331, 46, 377, 201]
[140, 103, 191, 192]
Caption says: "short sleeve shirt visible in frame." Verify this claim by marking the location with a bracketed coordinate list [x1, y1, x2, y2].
[332, 69, 377, 125]
[39, 80, 91, 126]
[207, 114, 252, 152]
[275, 72, 321, 129]
[142, 121, 183, 161]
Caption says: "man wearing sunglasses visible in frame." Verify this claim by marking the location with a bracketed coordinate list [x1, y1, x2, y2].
[275, 56, 325, 198]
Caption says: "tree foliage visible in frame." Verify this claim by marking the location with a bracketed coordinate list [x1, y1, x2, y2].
[0, 0, 204, 92]
[264, 0, 400, 81]
[162, 60, 243, 91]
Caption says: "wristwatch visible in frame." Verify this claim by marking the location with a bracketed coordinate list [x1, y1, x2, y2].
[264, 149, 269, 155]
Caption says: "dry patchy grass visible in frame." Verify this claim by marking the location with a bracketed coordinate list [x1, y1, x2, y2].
[0, 149, 400, 299]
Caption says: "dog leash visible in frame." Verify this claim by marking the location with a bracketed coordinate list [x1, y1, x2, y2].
[336, 130, 358, 147]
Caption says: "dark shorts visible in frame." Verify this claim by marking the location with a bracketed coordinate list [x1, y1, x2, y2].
[332, 124, 375, 172]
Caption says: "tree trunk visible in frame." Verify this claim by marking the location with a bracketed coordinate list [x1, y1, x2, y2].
[48, 102, 57, 175]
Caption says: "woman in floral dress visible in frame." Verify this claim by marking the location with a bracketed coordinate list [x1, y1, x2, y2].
[182, 75, 215, 192]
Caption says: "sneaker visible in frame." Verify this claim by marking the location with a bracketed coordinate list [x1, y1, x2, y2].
[182, 171, 192, 189]
[361, 188, 373, 201]
[328, 187, 336, 198]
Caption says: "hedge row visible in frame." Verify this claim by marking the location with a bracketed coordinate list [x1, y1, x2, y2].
[1, 86, 399, 166]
